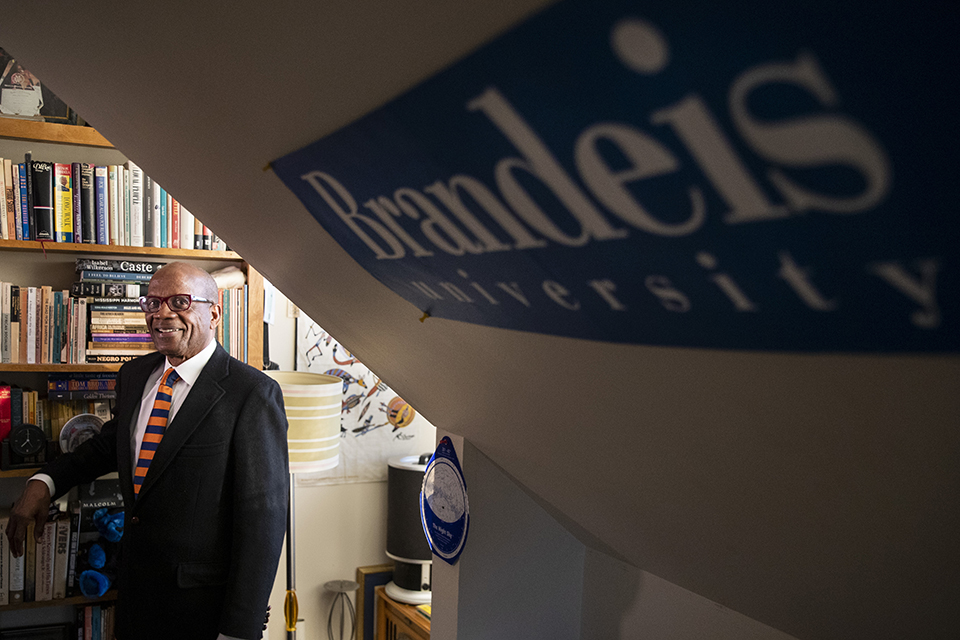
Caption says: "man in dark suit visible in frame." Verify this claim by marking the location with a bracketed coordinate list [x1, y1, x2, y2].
[6, 262, 288, 640]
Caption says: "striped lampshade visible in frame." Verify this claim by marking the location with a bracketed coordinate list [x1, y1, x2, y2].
[266, 371, 343, 473]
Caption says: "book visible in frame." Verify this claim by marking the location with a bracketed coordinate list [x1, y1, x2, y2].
[35, 517, 57, 601]
[0, 158, 6, 240]
[53, 513, 70, 599]
[18, 286, 28, 363]
[80, 163, 96, 243]
[66, 500, 81, 596]
[79, 269, 154, 283]
[180, 206, 194, 249]
[41, 285, 52, 364]
[26, 286, 37, 364]
[126, 161, 144, 246]
[10, 283, 20, 363]
[2, 159, 12, 240]
[90, 333, 151, 342]
[159, 186, 167, 248]
[71, 281, 149, 298]
[31, 159, 55, 240]
[143, 175, 154, 247]
[94, 165, 108, 244]
[1, 281, 10, 363]
[151, 179, 162, 247]
[0, 384, 11, 442]
[170, 197, 180, 248]
[24, 152, 36, 240]
[47, 389, 118, 401]
[123, 165, 131, 246]
[108, 164, 119, 245]
[84, 353, 142, 363]
[202, 223, 212, 250]
[194, 215, 202, 249]
[55, 162, 74, 242]
[88, 324, 148, 333]
[75, 257, 165, 273]
[24, 520, 35, 601]
[47, 372, 117, 391]
[71, 162, 83, 243]
[0, 510, 9, 605]
[18, 162, 28, 239]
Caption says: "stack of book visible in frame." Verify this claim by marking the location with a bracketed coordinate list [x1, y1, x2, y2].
[75, 259, 157, 364]
[0, 153, 226, 250]
[218, 285, 248, 362]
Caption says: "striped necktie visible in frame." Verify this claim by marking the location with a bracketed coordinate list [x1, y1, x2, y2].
[134, 367, 180, 497]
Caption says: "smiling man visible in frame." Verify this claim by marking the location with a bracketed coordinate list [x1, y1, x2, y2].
[5, 262, 289, 640]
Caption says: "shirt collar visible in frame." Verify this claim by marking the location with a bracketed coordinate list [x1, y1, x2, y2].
[164, 338, 217, 387]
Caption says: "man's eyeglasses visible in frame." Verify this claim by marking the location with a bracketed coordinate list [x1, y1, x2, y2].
[139, 294, 216, 314]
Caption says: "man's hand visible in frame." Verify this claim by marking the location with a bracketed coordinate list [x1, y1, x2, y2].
[5, 479, 52, 557]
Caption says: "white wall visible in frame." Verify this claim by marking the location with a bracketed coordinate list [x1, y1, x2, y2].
[263, 287, 392, 640]
[434, 439, 801, 640]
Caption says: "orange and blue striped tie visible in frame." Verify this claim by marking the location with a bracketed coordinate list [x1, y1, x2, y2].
[134, 367, 180, 497]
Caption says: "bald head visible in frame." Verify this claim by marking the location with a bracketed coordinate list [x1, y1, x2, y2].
[145, 262, 222, 365]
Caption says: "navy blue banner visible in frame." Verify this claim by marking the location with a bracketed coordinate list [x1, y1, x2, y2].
[272, 0, 958, 352]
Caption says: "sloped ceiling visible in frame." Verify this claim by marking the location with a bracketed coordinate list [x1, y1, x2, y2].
[2, 2, 957, 639]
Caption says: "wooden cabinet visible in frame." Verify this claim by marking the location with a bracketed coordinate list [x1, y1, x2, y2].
[375, 586, 430, 640]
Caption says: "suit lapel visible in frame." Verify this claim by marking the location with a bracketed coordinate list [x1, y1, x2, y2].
[136, 346, 230, 501]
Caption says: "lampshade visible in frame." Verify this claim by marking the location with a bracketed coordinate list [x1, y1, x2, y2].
[266, 371, 343, 473]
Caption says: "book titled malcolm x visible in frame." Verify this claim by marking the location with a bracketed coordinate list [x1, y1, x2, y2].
[75, 258, 165, 273]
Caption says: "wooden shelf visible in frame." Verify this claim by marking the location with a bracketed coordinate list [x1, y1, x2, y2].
[0, 118, 113, 147]
[0, 238, 241, 261]
[0, 466, 40, 478]
[0, 363, 122, 372]
[0, 589, 118, 611]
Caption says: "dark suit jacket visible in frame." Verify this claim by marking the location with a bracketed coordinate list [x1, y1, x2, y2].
[42, 346, 289, 640]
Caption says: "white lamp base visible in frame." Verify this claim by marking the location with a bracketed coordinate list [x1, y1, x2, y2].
[385, 580, 432, 605]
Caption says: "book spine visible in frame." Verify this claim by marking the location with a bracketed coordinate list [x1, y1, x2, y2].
[71, 281, 149, 298]
[24, 521, 36, 601]
[24, 152, 36, 240]
[123, 165, 131, 246]
[127, 162, 144, 246]
[84, 353, 142, 363]
[31, 159, 55, 240]
[159, 186, 168, 247]
[35, 519, 57, 601]
[9, 535, 24, 603]
[41, 285, 52, 364]
[202, 224, 212, 250]
[54, 515, 70, 599]
[171, 198, 180, 248]
[80, 163, 96, 243]
[0, 514, 9, 605]
[75, 258, 163, 273]
[78, 297, 87, 363]
[108, 165, 119, 245]
[0, 157, 6, 240]
[0, 384, 10, 441]
[79, 270, 153, 283]
[143, 175, 154, 247]
[9, 284, 19, 364]
[72, 162, 83, 243]
[94, 166, 108, 244]
[152, 180, 162, 247]
[47, 389, 118, 401]
[26, 287, 37, 364]
[3, 159, 12, 240]
[18, 163, 28, 240]
[66, 502, 81, 596]
[1, 281, 10, 363]
[55, 162, 74, 242]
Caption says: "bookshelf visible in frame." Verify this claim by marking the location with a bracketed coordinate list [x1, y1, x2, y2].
[0, 119, 266, 623]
